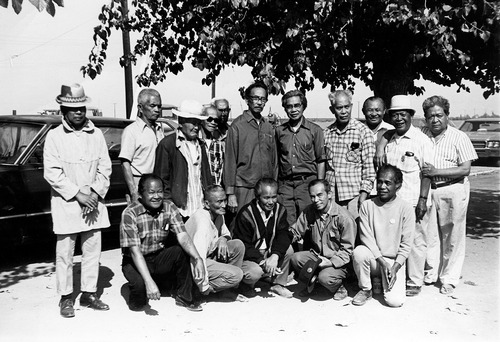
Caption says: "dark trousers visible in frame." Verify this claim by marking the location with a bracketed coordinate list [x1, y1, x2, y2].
[122, 245, 199, 307]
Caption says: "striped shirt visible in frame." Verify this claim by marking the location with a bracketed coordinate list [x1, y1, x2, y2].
[324, 118, 376, 201]
[421, 125, 477, 182]
[385, 125, 434, 206]
[120, 200, 186, 256]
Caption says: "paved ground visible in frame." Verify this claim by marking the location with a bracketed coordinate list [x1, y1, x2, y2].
[0, 168, 498, 342]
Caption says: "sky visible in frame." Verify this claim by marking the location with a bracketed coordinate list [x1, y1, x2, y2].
[1, 0, 499, 120]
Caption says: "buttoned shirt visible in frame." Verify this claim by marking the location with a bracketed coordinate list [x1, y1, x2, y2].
[276, 118, 326, 178]
[385, 125, 434, 206]
[324, 118, 376, 201]
[120, 200, 186, 256]
[421, 126, 477, 183]
[257, 202, 274, 250]
[291, 201, 356, 268]
[119, 117, 164, 176]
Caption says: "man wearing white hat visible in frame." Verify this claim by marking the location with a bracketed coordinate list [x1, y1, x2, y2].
[154, 100, 213, 219]
[44, 83, 111, 318]
[378, 94, 433, 297]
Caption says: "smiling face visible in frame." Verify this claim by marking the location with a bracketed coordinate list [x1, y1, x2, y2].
[309, 183, 333, 213]
[283, 96, 304, 124]
[390, 110, 412, 135]
[179, 117, 201, 141]
[377, 168, 401, 203]
[204, 189, 227, 217]
[202, 107, 220, 133]
[256, 184, 278, 213]
[330, 94, 352, 128]
[363, 99, 385, 129]
[139, 178, 164, 211]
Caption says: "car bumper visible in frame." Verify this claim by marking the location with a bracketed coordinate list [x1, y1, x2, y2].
[475, 148, 500, 159]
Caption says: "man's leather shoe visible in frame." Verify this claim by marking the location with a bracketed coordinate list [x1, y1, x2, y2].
[59, 298, 75, 318]
[352, 289, 372, 306]
[406, 285, 421, 297]
[175, 296, 203, 312]
[238, 283, 257, 298]
[79, 293, 110, 311]
[333, 284, 348, 301]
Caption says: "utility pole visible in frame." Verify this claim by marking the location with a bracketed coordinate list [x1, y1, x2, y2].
[121, 0, 133, 119]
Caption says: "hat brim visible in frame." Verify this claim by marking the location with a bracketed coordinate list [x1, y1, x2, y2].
[56, 96, 92, 108]
[172, 109, 207, 120]
[387, 107, 415, 115]
[298, 258, 321, 293]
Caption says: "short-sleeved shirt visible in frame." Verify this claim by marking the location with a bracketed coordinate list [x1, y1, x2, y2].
[385, 125, 434, 206]
[120, 200, 186, 256]
[275, 118, 326, 178]
[421, 125, 477, 183]
[119, 117, 164, 177]
[324, 118, 376, 201]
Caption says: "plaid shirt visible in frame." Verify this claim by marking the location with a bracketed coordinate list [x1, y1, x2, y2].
[324, 118, 375, 201]
[120, 200, 186, 256]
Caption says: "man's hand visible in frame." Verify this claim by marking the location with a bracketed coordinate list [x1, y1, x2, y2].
[192, 258, 206, 284]
[377, 257, 393, 288]
[76, 191, 98, 213]
[387, 262, 402, 291]
[261, 254, 279, 276]
[215, 238, 229, 262]
[227, 194, 238, 213]
[422, 162, 437, 178]
[318, 255, 332, 269]
[415, 198, 427, 222]
[145, 279, 161, 300]
[374, 148, 386, 170]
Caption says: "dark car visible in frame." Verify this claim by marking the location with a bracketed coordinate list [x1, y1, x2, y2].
[0, 115, 134, 246]
[459, 118, 500, 160]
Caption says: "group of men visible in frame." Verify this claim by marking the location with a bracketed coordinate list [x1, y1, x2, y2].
[44, 81, 477, 318]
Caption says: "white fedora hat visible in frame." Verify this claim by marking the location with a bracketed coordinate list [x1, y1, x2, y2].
[388, 95, 415, 115]
[172, 100, 208, 120]
[55, 83, 91, 107]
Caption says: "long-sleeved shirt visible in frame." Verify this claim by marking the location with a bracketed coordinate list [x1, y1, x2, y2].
[224, 110, 277, 193]
[359, 196, 415, 265]
[324, 118, 375, 201]
[291, 201, 356, 268]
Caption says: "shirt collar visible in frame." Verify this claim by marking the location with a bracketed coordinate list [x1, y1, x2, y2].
[136, 116, 160, 132]
[394, 124, 418, 139]
[257, 202, 274, 219]
[243, 110, 262, 123]
[282, 117, 312, 131]
[133, 200, 166, 217]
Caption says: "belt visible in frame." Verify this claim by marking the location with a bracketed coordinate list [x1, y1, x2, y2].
[431, 177, 465, 189]
[283, 173, 315, 181]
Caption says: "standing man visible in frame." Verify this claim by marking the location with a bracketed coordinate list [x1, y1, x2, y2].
[200, 105, 225, 185]
[324, 90, 376, 218]
[119, 89, 164, 202]
[421, 95, 477, 295]
[154, 100, 213, 220]
[224, 82, 278, 214]
[185, 185, 245, 297]
[276, 90, 326, 227]
[44, 83, 111, 318]
[233, 178, 294, 298]
[290, 179, 356, 301]
[377, 95, 433, 297]
[352, 165, 415, 307]
[120, 174, 205, 312]
[362, 96, 394, 145]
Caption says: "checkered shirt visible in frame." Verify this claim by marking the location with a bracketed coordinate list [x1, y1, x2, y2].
[324, 118, 376, 201]
[120, 200, 186, 256]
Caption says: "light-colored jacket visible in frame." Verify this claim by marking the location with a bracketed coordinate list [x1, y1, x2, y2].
[44, 117, 111, 234]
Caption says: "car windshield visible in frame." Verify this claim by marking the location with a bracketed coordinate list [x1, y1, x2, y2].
[0, 122, 42, 164]
[460, 121, 500, 132]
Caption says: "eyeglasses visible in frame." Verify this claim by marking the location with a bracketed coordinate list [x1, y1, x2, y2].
[248, 96, 268, 103]
[218, 108, 230, 113]
[206, 117, 221, 124]
[285, 103, 302, 110]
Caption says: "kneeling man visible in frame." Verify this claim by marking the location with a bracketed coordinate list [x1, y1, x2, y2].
[120, 174, 206, 312]
[185, 185, 245, 297]
[233, 178, 294, 298]
[352, 165, 415, 307]
[290, 179, 356, 300]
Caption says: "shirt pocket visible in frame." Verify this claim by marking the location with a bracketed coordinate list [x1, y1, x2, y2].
[399, 152, 420, 173]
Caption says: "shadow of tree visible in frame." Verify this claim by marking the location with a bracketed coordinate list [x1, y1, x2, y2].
[467, 189, 500, 239]
[0, 262, 55, 289]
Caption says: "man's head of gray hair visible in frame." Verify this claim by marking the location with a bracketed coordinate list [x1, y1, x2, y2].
[328, 89, 353, 106]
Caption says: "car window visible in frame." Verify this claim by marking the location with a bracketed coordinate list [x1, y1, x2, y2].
[460, 121, 500, 132]
[99, 126, 123, 160]
[0, 123, 42, 164]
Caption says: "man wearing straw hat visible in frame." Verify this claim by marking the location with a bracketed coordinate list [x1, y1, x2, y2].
[44, 83, 111, 318]
[154, 100, 213, 220]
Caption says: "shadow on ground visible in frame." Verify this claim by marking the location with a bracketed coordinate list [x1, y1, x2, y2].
[467, 189, 500, 239]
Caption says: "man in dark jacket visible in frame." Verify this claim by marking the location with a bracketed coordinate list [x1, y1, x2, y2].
[154, 100, 213, 220]
[232, 178, 294, 298]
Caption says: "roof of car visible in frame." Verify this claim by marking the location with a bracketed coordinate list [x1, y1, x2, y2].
[463, 118, 500, 122]
[0, 115, 133, 126]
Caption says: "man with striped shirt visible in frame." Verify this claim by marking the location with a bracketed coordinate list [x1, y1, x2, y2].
[421, 96, 477, 295]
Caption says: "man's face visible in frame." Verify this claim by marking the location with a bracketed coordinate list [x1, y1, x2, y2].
[363, 100, 385, 128]
[246, 87, 268, 115]
[257, 185, 278, 213]
[64, 106, 87, 130]
[377, 169, 401, 203]
[330, 94, 352, 126]
[215, 100, 230, 124]
[180, 118, 201, 141]
[283, 96, 304, 122]
[202, 107, 220, 133]
[309, 183, 333, 213]
[425, 105, 448, 136]
[390, 110, 412, 135]
[204, 190, 227, 216]
[140, 178, 164, 210]
[139, 95, 161, 124]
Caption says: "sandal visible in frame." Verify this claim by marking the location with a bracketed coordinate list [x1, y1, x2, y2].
[440, 284, 455, 295]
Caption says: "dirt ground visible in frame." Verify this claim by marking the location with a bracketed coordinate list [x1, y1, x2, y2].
[0, 169, 498, 342]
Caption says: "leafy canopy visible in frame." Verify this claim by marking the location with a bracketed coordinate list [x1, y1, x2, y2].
[81, 0, 500, 99]
[0, 0, 64, 16]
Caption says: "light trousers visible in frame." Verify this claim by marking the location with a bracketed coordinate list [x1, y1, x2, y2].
[56, 229, 101, 296]
[406, 206, 433, 287]
[241, 246, 294, 287]
[206, 239, 245, 292]
[353, 245, 406, 307]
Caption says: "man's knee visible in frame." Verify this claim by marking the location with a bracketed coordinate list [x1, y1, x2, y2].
[242, 263, 264, 285]
[353, 245, 372, 264]
[228, 239, 244, 255]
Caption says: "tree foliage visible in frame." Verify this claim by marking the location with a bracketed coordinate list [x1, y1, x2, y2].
[82, 0, 500, 102]
[0, 0, 64, 16]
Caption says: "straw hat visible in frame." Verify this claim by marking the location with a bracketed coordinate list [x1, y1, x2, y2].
[387, 95, 415, 115]
[55, 83, 91, 107]
[172, 100, 208, 120]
